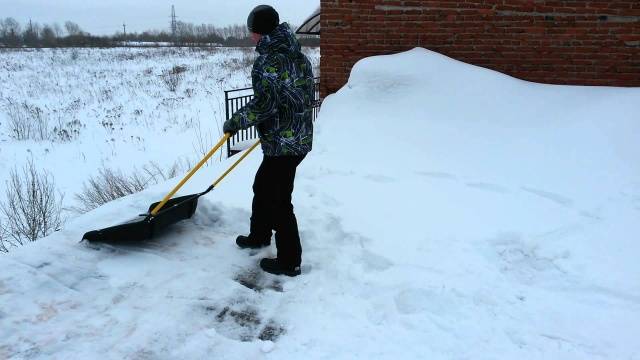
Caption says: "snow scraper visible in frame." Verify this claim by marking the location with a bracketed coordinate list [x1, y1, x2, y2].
[82, 134, 260, 244]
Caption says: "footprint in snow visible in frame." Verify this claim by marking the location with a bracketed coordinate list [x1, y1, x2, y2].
[233, 267, 283, 293]
[488, 232, 569, 285]
[320, 194, 341, 207]
[360, 249, 394, 272]
[415, 171, 458, 181]
[363, 174, 396, 183]
[465, 182, 509, 194]
[578, 210, 604, 222]
[521, 186, 573, 207]
[35, 261, 51, 269]
[302, 184, 341, 207]
[205, 301, 285, 342]
[199, 266, 288, 342]
[394, 287, 462, 317]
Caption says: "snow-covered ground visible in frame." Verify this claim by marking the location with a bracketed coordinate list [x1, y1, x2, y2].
[118, 42, 185, 47]
[0, 47, 319, 209]
[1, 47, 639, 359]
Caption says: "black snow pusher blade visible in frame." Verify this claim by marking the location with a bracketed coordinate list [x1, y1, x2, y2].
[82, 135, 261, 244]
[81, 194, 200, 244]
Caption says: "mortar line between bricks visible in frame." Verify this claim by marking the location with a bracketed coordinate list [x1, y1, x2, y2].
[374, 5, 640, 23]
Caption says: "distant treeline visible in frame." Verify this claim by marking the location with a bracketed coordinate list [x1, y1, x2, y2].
[0, 18, 319, 48]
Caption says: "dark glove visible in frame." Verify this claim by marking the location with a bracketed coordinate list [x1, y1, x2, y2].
[223, 120, 236, 135]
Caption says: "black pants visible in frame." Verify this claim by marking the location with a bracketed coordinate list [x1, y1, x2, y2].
[250, 155, 306, 267]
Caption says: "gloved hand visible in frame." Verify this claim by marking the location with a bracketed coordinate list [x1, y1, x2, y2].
[223, 120, 236, 135]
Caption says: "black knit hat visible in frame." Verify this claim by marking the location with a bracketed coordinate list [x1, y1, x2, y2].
[247, 5, 280, 35]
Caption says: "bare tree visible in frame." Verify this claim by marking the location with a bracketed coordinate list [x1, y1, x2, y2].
[52, 23, 63, 38]
[0, 218, 8, 253]
[41, 24, 57, 47]
[64, 21, 82, 36]
[212, 23, 250, 43]
[0, 160, 64, 245]
[23, 21, 41, 46]
[1, 17, 21, 37]
[0, 18, 21, 46]
[175, 21, 196, 45]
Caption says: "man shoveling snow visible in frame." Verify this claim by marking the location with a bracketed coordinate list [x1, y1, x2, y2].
[223, 5, 315, 277]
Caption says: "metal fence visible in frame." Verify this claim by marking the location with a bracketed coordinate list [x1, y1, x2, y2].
[225, 77, 321, 157]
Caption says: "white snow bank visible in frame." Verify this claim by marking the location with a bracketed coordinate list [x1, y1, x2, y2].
[1, 48, 639, 359]
[323, 48, 638, 186]
[316, 47, 640, 293]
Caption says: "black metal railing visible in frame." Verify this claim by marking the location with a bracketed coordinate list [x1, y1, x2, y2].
[225, 77, 321, 157]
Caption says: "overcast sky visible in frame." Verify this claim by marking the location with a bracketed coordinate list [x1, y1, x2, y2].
[1, 0, 318, 35]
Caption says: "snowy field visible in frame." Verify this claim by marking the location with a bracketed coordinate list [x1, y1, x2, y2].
[1, 47, 639, 359]
[0, 46, 319, 216]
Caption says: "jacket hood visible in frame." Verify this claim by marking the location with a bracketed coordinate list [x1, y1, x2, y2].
[256, 23, 301, 55]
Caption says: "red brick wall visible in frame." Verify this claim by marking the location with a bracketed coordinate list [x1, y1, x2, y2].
[320, 0, 640, 97]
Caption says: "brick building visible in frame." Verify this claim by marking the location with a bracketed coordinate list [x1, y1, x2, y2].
[313, 0, 640, 97]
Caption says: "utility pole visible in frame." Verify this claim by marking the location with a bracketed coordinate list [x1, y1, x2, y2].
[123, 23, 127, 40]
[171, 5, 177, 44]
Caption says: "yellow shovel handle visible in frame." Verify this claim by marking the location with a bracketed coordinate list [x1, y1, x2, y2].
[150, 133, 231, 216]
[211, 140, 261, 189]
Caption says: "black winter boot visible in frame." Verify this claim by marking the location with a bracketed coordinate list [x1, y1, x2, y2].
[260, 258, 301, 277]
[236, 235, 270, 249]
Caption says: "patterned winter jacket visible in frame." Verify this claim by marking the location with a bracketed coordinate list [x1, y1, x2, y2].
[223, 23, 314, 156]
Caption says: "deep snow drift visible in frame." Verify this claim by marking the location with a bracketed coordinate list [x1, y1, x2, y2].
[1, 48, 639, 359]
